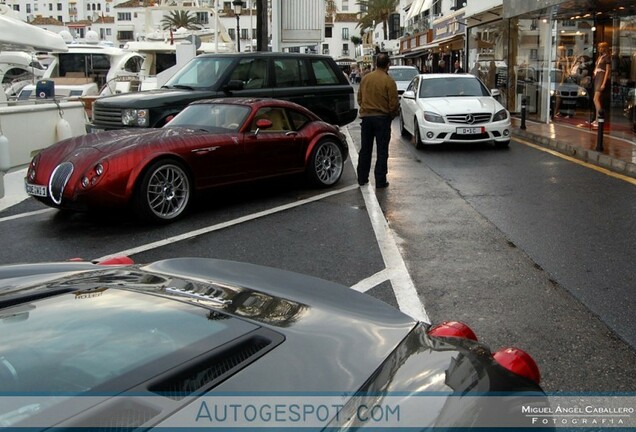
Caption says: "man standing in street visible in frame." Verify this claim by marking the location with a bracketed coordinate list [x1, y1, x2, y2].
[357, 53, 399, 189]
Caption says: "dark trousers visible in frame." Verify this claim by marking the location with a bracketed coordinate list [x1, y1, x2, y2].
[357, 115, 391, 184]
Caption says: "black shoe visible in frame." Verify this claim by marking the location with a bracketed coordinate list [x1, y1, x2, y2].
[358, 179, 368, 186]
[376, 182, 389, 189]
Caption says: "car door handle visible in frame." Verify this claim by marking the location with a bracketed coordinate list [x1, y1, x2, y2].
[285, 131, 298, 137]
[191, 146, 220, 154]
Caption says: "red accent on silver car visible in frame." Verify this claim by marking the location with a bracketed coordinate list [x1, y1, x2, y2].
[427, 321, 478, 341]
[493, 347, 541, 385]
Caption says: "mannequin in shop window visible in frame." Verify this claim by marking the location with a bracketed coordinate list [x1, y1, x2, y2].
[553, 45, 571, 118]
[591, 41, 611, 130]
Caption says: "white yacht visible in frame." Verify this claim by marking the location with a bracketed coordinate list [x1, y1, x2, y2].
[0, 5, 86, 199]
[18, 30, 146, 100]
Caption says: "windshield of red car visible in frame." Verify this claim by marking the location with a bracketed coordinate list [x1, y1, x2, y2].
[166, 103, 251, 132]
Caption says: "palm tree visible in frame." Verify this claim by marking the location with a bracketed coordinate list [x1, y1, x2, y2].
[160, 10, 202, 31]
[356, 0, 399, 40]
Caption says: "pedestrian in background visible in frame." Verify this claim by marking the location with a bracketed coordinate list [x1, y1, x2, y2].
[356, 53, 399, 189]
[453, 60, 464, 73]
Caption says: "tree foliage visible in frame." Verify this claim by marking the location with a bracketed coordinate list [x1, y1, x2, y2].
[356, 0, 399, 40]
[160, 10, 202, 31]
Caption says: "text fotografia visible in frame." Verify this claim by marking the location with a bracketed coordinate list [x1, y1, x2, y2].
[523, 405, 634, 426]
[196, 401, 400, 425]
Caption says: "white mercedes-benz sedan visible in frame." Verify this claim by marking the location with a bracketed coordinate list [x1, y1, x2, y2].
[399, 74, 511, 148]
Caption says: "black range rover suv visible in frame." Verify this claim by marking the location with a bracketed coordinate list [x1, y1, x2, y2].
[88, 52, 358, 131]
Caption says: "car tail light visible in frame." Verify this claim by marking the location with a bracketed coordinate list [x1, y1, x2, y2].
[493, 347, 541, 385]
[96, 256, 134, 266]
[428, 321, 478, 341]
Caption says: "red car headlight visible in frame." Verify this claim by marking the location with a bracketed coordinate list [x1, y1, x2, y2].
[81, 161, 107, 189]
[27, 154, 40, 182]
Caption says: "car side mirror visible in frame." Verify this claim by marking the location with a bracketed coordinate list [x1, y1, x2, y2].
[254, 118, 272, 134]
[402, 90, 415, 99]
[491, 89, 500, 97]
[223, 80, 244, 94]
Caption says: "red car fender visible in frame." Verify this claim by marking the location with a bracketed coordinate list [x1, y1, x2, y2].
[303, 132, 344, 165]
[124, 151, 190, 197]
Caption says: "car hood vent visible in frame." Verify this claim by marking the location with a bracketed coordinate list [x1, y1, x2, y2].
[149, 331, 282, 400]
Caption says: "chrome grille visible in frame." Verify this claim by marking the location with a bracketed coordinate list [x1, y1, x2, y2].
[49, 162, 74, 205]
[446, 113, 492, 124]
[93, 105, 123, 128]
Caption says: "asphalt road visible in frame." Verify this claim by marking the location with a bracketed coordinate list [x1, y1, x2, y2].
[1, 119, 635, 393]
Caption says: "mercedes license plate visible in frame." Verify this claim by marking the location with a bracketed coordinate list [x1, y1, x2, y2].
[25, 183, 47, 197]
[456, 127, 483, 134]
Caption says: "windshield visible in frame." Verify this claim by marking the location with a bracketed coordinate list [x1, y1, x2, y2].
[388, 68, 418, 82]
[164, 57, 234, 89]
[166, 103, 251, 132]
[419, 77, 490, 98]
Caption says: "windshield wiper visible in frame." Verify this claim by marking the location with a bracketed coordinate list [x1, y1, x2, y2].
[166, 84, 195, 90]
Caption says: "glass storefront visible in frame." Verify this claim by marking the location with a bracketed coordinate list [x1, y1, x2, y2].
[467, 19, 510, 108]
[500, 0, 636, 140]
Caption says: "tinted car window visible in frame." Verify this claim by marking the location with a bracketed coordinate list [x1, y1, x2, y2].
[165, 57, 234, 88]
[311, 59, 340, 85]
[230, 58, 269, 89]
[288, 109, 311, 130]
[274, 58, 309, 87]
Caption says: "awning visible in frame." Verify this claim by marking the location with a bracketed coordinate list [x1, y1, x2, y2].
[406, 0, 433, 20]
[434, 35, 464, 51]
[404, 48, 430, 59]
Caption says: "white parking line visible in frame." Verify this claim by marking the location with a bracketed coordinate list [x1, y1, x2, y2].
[343, 127, 430, 323]
[95, 184, 359, 262]
[0, 208, 54, 223]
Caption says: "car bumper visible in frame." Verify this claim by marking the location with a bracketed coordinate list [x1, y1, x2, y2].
[418, 120, 511, 145]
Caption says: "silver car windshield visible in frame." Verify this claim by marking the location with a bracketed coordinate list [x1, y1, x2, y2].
[163, 57, 234, 89]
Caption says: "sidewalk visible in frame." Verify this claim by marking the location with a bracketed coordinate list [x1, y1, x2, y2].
[511, 117, 636, 179]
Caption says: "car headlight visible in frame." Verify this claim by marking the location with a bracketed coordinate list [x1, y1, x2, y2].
[493, 109, 508, 122]
[578, 88, 587, 97]
[81, 161, 107, 189]
[122, 109, 149, 127]
[423, 111, 445, 123]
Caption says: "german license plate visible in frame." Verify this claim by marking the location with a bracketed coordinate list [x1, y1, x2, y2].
[89, 127, 105, 133]
[456, 127, 483, 134]
[25, 183, 47, 197]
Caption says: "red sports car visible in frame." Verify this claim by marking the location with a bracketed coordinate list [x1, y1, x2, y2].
[25, 98, 349, 223]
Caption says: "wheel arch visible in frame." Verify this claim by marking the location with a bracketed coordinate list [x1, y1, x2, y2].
[126, 153, 194, 199]
[304, 133, 348, 166]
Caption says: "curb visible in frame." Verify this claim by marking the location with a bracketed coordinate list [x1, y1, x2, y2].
[512, 128, 636, 180]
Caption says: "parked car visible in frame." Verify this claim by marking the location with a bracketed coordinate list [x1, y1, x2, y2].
[388, 65, 419, 96]
[0, 256, 547, 430]
[25, 98, 348, 223]
[516, 67, 589, 117]
[399, 74, 511, 148]
[87, 52, 358, 132]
